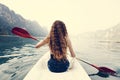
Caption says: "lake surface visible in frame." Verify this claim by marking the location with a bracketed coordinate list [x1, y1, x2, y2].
[0, 35, 120, 80]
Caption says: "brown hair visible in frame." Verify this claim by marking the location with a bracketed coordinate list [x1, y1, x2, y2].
[49, 20, 68, 60]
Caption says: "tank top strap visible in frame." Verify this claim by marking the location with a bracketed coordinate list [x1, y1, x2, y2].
[50, 54, 54, 59]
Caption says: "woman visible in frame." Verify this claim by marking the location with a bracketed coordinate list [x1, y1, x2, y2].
[35, 20, 76, 72]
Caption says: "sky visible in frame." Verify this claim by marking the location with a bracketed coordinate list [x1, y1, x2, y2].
[1, 0, 120, 35]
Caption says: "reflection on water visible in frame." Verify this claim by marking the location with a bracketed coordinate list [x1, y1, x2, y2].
[0, 36, 120, 80]
[0, 36, 48, 80]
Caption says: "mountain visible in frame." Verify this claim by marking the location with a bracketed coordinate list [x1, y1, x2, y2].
[77, 23, 120, 41]
[94, 23, 120, 40]
[0, 3, 48, 36]
[80, 23, 120, 41]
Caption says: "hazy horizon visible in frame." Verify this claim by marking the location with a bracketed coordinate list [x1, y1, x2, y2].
[1, 0, 120, 35]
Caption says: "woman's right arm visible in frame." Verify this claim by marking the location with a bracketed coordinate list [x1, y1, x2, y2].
[35, 35, 50, 48]
[67, 35, 76, 58]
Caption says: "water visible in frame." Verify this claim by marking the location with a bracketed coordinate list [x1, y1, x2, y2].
[71, 36, 120, 80]
[0, 35, 120, 80]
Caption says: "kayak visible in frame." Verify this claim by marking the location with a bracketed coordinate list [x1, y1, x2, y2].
[23, 52, 91, 80]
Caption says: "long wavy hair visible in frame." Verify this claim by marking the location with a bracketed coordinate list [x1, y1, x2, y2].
[49, 20, 68, 60]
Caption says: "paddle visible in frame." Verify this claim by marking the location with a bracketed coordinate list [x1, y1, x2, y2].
[12, 27, 39, 41]
[11, 27, 118, 76]
[77, 58, 117, 76]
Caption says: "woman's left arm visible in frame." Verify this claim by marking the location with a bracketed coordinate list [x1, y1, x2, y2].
[35, 36, 50, 48]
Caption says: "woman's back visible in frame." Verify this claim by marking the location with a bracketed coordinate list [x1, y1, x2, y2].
[48, 20, 68, 60]
[35, 20, 76, 72]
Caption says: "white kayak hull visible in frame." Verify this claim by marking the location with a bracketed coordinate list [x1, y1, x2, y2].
[23, 52, 91, 80]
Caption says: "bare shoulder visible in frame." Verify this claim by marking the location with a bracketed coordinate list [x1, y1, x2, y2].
[66, 34, 71, 42]
[65, 34, 69, 40]
[65, 34, 71, 47]
[44, 35, 50, 42]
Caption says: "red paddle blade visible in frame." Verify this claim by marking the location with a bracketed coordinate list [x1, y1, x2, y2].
[98, 67, 117, 75]
[12, 27, 31, 38]
[77, 58, 117, 75]
[12, 27, 38, 41]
